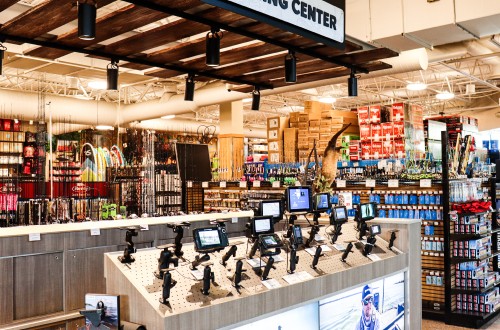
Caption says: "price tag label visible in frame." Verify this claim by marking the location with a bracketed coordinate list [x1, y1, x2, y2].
[388, 179, 399, 188]
[365, 179, 376, 188]
[272, 181, 281, 188]
[29, 233, 41, 242]
[202, 182, 209, 188]
[336, 179, 346, 188]
[294, 181, 301, 186]
[239, 181, 247, 188]
[353, 162, 359, 167]
[342, 161, 348, 167]
[253, 180, 261, 188]
[90, 228, 100, 236]
[140, 224, 149, 231]
[187, 181, 193, 188]
[420, 179, 432, 188]
[220, 181, 227, 188]
[231, 217, 238, 224]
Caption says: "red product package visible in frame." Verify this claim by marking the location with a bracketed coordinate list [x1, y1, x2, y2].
[371, 124, 382, 142]
[369, 105, 381, 124]
[383, 140, 393, 158]
[3, 119, 12, 131]
[357, 106, 370, 125]
[371, 142, 383, 160]
[349, 145, 359, 153]
[360, 125, 371, 141]
[350, 154, 360, 161]
[13, 121, 21, 132]
[393, 121, 405, 138]
[392, 103, 405, 121]
[361, 142, 371, 160]
[381, 122, 393, 139]
[394, 138, 405, 158]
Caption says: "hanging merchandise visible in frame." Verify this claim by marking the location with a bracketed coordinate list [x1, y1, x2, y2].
[81, 143, 99, 182]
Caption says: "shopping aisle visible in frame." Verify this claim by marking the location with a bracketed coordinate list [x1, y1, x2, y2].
[423, 319, 500, 329]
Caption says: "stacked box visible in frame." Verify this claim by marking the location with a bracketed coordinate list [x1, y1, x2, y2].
[304, 100, 328, 120]
[284, 128, 298, 163]
[267, 116, 289, 164]
[349, 139, 361, 161]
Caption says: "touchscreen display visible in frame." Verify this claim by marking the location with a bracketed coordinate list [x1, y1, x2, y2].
[293, 226, 302, 238]
[370, 225, 381, 236]
[255, 218, 272, 233]
[360, 203, 376, 220]
[335, 207, 347, 220]
[288, 187, 311, 211]
[262, 201, 281, 218]
[198, 229, 220, 248]
[263, 235, 278, 245]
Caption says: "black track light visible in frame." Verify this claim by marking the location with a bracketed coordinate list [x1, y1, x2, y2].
[0, 42, 6, 76]
[206, 28, 222, 67]
[284, 50, 297, 83]
[251, 87, 260, 111]
[348, 70, 358, 97]
[107, 60, 119, 90]
[185, 74, 195, 101]
[78, 1, 96, 41]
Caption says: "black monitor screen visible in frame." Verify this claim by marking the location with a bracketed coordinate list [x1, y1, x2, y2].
[252, 216, 274, 236]
[260, 199, 283, 221]
[175, 143, 212, 182]
[193, 227, 226, 251]
[332, 206, 348, 224]
[359, 203, 377, 221]
[286, 186, 312, 213]
[370, 224, 381, 236]
[314, 193, 331, 212]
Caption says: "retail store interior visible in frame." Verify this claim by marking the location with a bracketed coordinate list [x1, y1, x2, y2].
[2, 0, 500, 329]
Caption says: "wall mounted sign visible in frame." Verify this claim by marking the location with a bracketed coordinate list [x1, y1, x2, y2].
[202, 0, 345, 49]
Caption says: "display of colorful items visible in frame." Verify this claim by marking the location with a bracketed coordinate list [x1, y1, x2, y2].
[81, 143, 125, 182]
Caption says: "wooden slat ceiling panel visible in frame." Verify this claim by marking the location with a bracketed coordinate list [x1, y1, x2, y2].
[0, 0, 20, 13]
[0, 0, 114, 38]
[236, 62, 392, 93]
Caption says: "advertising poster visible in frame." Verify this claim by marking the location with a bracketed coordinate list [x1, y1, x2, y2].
[338, 192, 353, 210]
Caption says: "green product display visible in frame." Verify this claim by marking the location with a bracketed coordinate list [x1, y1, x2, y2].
[101, 204, 109, 220]
[109, 204, 117, 218]
[120, 206, 127, 218]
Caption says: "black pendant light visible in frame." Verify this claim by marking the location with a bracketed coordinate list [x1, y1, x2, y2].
[251, 87, 260, 111]
[348, 70, 358, 97]
[78, 1, 96, 40]
[107, 60, 119, 90]
[206, 28, 222, 67]
[0, 42, 6, 76]
[284, 50, 297, 83]
[185, 74, 195, 101]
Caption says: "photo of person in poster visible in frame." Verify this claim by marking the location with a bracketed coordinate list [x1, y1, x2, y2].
[355, 285, 380, 330]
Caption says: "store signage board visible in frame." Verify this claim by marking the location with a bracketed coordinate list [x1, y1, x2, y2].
[388, 179, 399, 188]
[90, 228, 100, 236]
[272, 181, 281, 188]
[253, 180, 261, 188]
[29, 233, 40, 241]
[202, 0, 345, 49]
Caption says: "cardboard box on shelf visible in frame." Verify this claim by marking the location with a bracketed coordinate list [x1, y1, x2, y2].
[381, 122, 393, 139]
[309, 119, 321, 127]
[361, 142, 371, 160]
[298, 121, 309, 129]
[304, 100, 327, 120]
[393, 121, 405, 138]
[268, 140, 282, 152]
[342, 135, 360, 145]
[392, 103, 405, 122]
[371, 124, 382, 142]
[298, 129, 308, 137]
[299, 150, 309, 158]
[320, 119, 333, 126]
[268, 151, 283, 164]
[284, 128, 298, 145]
[330, 117, 344, 124]
[357, 106, 370, 125]
[369, 105, 381, 124]
[308, 133, 320, 141]
[318, 141, 329, 149]
[349, 144, 360, 153]
[360, 125, 371, 141]
[383, 140, 393, 158]
[308, 126, 320, 133]
[284, 147, 298, 162]
[267, 116, 289, 129]
[371, 142, 383, 160]
[289, 122, 299, 128]
[308, 141, 316, 149]
[298, 144, 309, 150]
[320, 132, 332, 140]
[394, 138, 405, 158]
[319, 126, 331, 133]
[290, 112, 301, 123]
[350, 154, 361, 161]
[298, 113, 310, 122]
[298, 137, 308, 146]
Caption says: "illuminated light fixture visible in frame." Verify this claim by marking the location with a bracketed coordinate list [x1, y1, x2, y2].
[206, 28, 222, 67]
[348, 70, 357, 97]
[184, 73, 195, 101]
[406, 82, 427, 91]
[88, 80, 106, 90]
[78, 1, 96, 40]
[242, 98, 252, 103]
[162, 114, 176, 120]
[436, 91, 455, 100]
[13, 119, 18, 124]
[107, 59, 119, 90]
[0, 41, 6, 76]
[284, 50, 297, 83]
[96, 125, 114, 131]
[251, 87, 260, 111]
[319, 96, 336, 104]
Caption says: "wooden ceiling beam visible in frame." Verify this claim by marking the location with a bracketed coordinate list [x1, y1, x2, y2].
[0, 0, 20, 13]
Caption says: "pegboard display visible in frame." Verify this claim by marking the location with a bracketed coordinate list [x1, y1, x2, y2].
[106, 219, 403, 316]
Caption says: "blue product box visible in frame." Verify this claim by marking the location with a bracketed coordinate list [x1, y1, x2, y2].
[419, 195, 425, 204]
[409, 194, 418, 205]
[402, 194, 409, 204]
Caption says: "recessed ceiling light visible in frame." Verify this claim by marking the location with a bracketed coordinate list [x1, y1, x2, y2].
[161, 114, 176, 120]
[88, 81, 107, 90]
[436, 91, 455, 100]
[96, 125, 114, 130]
[406, 82, 427, 91]
[318, 96, 336, 104]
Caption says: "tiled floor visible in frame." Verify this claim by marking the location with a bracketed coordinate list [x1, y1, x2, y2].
[423, 319, 500, 329]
